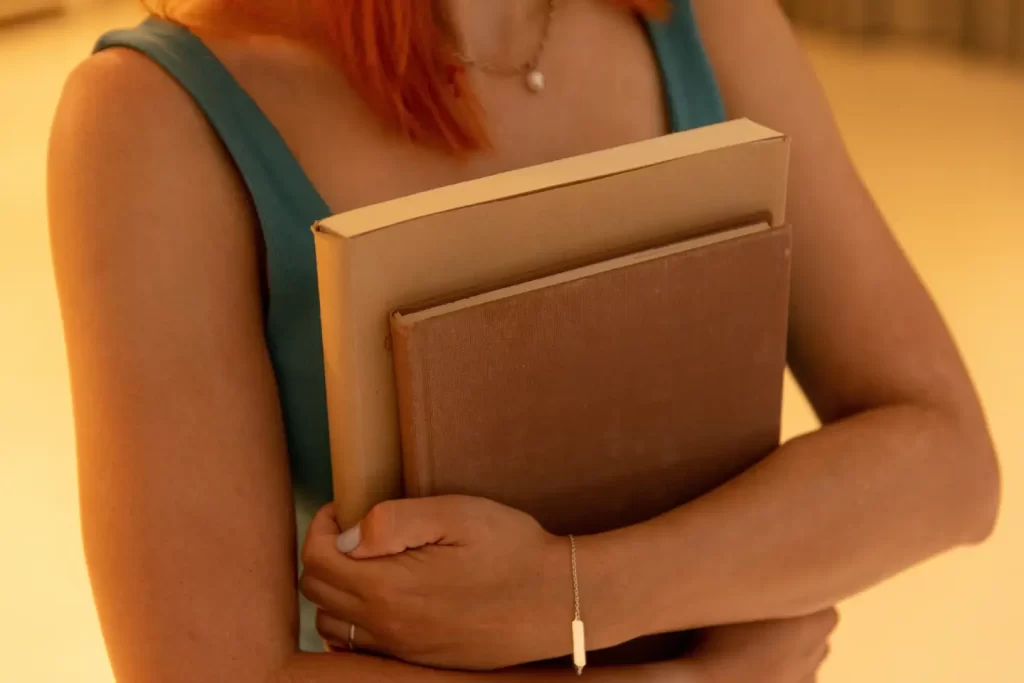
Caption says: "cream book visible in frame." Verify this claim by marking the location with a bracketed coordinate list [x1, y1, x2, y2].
[313, 118, 790, 528]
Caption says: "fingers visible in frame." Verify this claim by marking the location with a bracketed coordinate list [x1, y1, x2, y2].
[299, 573, 364, 618]
[307, 503, 342, 537]
[316, 611, 384, 656]
[301, 504, 367, 597]
[302, 504, 342, 568]
[344, 497, 471, 559]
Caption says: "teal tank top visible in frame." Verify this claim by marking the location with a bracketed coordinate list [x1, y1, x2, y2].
[94, 5, 725, 651]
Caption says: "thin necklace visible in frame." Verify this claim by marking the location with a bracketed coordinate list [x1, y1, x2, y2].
[453, 0, 556, 94]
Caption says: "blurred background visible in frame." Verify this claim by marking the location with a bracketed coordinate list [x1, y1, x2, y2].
[1, 0, 1021, 681]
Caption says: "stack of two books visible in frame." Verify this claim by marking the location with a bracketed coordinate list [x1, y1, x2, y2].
[313, 118, 793, 664]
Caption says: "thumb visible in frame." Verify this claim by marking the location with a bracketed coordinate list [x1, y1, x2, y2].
[338, 497, 469, 559]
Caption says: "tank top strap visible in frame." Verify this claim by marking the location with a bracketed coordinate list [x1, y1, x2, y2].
[645, 0, 727, 131]
[94, 16, 331, 223]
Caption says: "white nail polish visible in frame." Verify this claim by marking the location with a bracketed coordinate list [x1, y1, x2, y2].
[336, 526, 361, 554]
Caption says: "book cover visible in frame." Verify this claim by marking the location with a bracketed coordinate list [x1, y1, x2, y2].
[390, 222, 792, 535]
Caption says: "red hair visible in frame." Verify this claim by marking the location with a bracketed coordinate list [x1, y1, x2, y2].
[160, 0, 671, 153]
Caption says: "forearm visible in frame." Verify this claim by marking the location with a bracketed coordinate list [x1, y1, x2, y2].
[274, 652, 689, 683]
[584, 402, 998, 642]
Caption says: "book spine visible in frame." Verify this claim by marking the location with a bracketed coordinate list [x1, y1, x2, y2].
[316, 233, 401, 528]
[389, 320, 435, 498]
[316, 235, 355, 528]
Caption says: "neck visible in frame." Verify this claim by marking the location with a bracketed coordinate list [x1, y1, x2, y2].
[441, 0, 553, 64]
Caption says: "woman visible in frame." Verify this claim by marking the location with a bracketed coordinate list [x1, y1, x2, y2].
[48, 0, 999, 681]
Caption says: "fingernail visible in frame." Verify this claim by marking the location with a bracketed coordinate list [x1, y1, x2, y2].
[336, 526, 361, 554]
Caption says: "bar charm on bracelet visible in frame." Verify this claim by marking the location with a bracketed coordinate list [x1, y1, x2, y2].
[572, 618, 586, 675]
[569, 535, 586, 675]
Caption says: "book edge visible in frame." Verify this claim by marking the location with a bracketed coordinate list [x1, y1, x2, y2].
[391, 221, 773, 326]
[315, 119, 785, 240]
[389, 315, 439, 498]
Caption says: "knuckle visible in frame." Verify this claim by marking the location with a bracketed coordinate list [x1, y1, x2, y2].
[298, 572, 332, 608]
[301, 532, 336, 571]
[313, 502, 336, 526]
[297, 573, 314, 600]
[300, 539, 320, 569]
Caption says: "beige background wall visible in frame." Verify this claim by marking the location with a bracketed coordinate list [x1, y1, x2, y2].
[0, 2, 1021, 681]
[781, 0, 1024, 61]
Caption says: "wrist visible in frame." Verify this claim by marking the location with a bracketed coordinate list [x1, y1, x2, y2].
[536, 533, 577, 662]
[570, 526, 658, 651]
[535, 532, 626, 663]
[536, 523, 671, 664]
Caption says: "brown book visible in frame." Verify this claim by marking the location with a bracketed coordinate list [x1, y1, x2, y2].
[391, 221, 791, 533]
[313, 119, 790, 529]
[390, 221, 792, 664]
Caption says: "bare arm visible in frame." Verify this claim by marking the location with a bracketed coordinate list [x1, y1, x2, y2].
[50, 50, 692, 683]
[578, 0, 1000, 643]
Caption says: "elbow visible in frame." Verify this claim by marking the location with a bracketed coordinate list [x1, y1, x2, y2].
[962, 444, 1001, 545]
[947, 409, 1001, 545]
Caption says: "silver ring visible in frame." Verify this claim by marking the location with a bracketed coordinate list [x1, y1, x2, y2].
[348, 622, 357, 652]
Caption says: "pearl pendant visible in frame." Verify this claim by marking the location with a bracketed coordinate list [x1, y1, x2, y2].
[525, 69, 545, 94]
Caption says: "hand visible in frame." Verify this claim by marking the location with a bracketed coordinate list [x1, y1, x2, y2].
[299, 497, 573, 670]
[689, 610, 839, 683]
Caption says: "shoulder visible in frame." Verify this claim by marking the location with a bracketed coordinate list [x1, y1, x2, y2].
[55, 47, 219, 163]
[52, 47, 241, 195]
[48, 47, 262, 339]
[687, 0, 847, 167]
[49, 47, 255, 259]
[61, 46, 192, 110]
